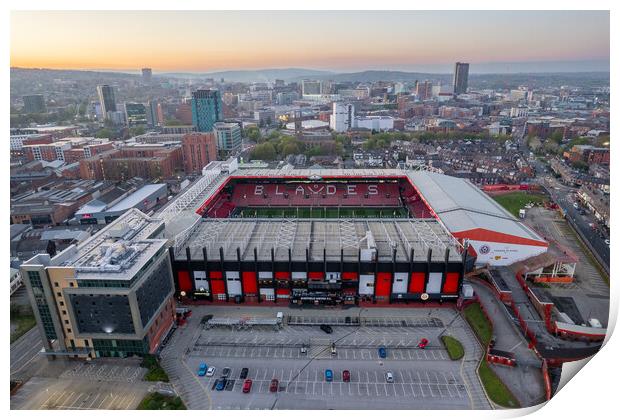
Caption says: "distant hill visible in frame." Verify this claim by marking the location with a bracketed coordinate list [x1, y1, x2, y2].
[293, 70, 452, 83]
[161, 68, 335, 82]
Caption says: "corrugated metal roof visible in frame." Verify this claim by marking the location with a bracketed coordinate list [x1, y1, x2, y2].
[409, 171, 545, 242]
[107, 184, 167, 212]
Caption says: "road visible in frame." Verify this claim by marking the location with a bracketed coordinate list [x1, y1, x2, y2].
[11, 328, 44, 380]
[530, 158, 609, 272]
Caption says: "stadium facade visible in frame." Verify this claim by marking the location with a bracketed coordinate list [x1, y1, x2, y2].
[22, 160, 549, 357]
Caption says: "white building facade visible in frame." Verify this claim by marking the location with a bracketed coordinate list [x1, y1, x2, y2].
[329, 102, 355, 132]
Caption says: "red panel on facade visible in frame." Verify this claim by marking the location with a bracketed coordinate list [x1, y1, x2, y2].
[210, 271, 223, 279]
[211, 279, 226, 295]
[443, 272, 459, 294]
[178, 271, 192, 292]
[342, 272, 358, 280]
[409, 272, 426, 293]
[276, 288, 290, 296]
[375, 272, 392, 297]
[275, 272, 290, 280]
[242, 272, 257, 294]
[308, 272, 324, 280]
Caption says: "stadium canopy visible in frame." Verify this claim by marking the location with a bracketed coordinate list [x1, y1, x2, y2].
[408, 171, 547, 247]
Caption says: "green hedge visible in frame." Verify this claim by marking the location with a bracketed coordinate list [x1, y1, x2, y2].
[137, 393, 186, 410]
[441, 335, 464, 360]
[141, 355, 169, 382]
[478, 359, 521, 408]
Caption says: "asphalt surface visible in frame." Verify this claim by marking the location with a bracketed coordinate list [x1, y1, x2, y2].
[11, 328, 44, 380]
[160, 306, 491, 410]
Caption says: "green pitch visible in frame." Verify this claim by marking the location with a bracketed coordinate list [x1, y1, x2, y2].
[233, 207, 410, 219]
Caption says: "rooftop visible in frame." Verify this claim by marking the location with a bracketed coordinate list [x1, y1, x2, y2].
[52, 209, 166, 280]
[179, 218, 462, 263]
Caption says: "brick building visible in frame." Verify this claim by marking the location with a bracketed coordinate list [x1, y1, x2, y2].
[181, 132, 218, 174]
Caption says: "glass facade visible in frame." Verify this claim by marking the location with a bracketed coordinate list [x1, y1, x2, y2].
[191, 90, 223, 132]
[92, 338, 148, 357]
[27, 271, 57, 340]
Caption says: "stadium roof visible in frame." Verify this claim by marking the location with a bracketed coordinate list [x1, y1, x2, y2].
[178, 218, 462, 263]
[408, 171, 546, 245]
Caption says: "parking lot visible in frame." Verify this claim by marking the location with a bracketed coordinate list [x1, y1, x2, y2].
[60, 362, 146, 383]
[10, 374, 149, 410]
[161, 306, 491, 410]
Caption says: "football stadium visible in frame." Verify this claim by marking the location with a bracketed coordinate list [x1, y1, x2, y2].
[159, 160, 548, 306]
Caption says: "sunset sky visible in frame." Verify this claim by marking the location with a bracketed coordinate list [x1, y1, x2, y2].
[10, 10, 610, 73]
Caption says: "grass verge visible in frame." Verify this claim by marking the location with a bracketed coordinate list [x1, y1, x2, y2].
[137, 393, 186, 410]
[463, 302, 493, 346]
[141, 355, 170, 382]
[478, 359, 521, 408]
[463, 302, 521, 408]
[441, 335, 464, 360]
[10, 304, 37, 344]
[492, 192, 548, 218]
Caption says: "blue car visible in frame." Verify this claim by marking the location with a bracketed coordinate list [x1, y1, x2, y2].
[325, 369, 333, 382]
[215, 379, 226, 391]
[197, 362, 208, 376]
[378, 347, 387, 359]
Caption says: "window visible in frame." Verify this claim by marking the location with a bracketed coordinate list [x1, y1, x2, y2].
[54, 282, 59, 287]
[64, 320, 69, 325]
[56, 292, 62, 297]
[60, 301, 64, 306]
[69, 282, 74, 287]
[62, 310, 67, 315]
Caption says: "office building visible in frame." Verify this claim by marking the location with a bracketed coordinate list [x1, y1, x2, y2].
[453, 62, 470, 95]
[302, 80, 322, 96]
[214, 122, 242, 158]
[21, 209, 176, 358]
[181, 132, 218, 174]
[330, 102, 355, 132]
[191, 90, 223, 132]
[97, 85, 117, 117]
[124, 103, 148, 127]
[147, 100, 164, 127]
[23, 95, 47, 114]
[142, 68, 153, 83]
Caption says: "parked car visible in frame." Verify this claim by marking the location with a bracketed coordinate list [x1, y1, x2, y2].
[222, 367, 231, 378]
[242, 379, 253, 393]
[605, 239, 610, 246]
[342, 370, 351, 382]
[300, 345, 307, 354]
[385, 372, 394, 383]
[331, 343, 337, 355]
[197, 363, 208, 376]
[325, 369, 333, 382]
[270, 379, 279, 392]
[418, 338, 429, 349]
[215, 379, 226, 391]
[378, 347, 387, 358]
[206, 366, 216, 377]
[239, 368, 249, 379]
[320, 324, 333, 334]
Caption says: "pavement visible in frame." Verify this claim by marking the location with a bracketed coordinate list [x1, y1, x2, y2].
[160, 305, 492, 410]
[469, 278, 546, 407]
[524, 206, 609, 324]
[10, 359, 150, 410]
[11, 327, 45, 381]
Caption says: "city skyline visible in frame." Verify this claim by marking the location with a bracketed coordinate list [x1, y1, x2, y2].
[11, 10, 609, 73]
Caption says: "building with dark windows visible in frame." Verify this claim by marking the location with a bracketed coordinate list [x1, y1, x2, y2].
[453, 62, 470, 95]
[124, 103, 148, 126]
[96, 84, 117, 117]
[23, 94, 46, 114]
[141, 67, 152, 83]
[191, 89, 223, 132]
[214, 122, 242, 158]
[21, 209, 176, 359]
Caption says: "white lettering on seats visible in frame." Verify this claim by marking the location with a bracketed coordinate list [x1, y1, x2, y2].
[347, 185, 357, 195]
[326, 185, 336, 195]
[254, 185, 264, 195]
[367, 185, 378, 195]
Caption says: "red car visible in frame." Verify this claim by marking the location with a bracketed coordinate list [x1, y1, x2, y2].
[342, 370, 351, 382]
[242, 379, 253, 393]
[270, 379, 279, 392]
[418, 338, 429, 349]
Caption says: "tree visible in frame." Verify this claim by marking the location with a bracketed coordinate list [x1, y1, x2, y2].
[250, 142, 277, 161]
[245, 127, 261, 142]
[129, 125, 146, 137]
[95, 128, 113, 139]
